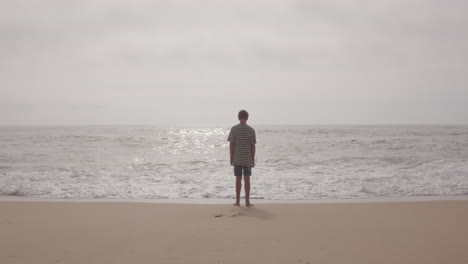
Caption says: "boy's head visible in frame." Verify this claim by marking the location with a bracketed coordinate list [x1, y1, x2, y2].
[238, 110, 249, 123]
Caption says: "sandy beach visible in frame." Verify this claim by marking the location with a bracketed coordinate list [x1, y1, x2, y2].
[1, 200, 468, 264]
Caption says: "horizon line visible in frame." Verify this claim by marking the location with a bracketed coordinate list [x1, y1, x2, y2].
[1, 123, 467, 127]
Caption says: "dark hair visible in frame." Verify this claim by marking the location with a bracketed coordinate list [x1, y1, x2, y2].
[238, 110, 249, 120]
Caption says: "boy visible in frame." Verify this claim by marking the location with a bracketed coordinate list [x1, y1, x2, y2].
[227, 110, 256, 207]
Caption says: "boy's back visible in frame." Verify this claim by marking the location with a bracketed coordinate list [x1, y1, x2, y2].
[228, 123, 256, 167]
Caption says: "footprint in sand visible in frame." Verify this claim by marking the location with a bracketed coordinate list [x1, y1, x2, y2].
[214, 207, 242, 218]
[229, 207, 241, 217]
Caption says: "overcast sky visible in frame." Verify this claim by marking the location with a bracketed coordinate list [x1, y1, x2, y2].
[1, 0, 467, 125]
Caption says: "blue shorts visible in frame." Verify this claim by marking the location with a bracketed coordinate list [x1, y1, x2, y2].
[234, 165, 252, 177]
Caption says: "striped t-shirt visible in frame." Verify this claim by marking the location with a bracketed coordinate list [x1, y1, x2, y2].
[227, 123, 256, 167]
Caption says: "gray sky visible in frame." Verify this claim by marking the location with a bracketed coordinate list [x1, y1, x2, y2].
[1, 0, 467, 125]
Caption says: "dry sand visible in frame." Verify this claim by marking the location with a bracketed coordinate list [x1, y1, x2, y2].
[1, 200, 468, 264]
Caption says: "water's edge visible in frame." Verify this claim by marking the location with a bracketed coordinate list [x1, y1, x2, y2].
[2, 195, 468, 204]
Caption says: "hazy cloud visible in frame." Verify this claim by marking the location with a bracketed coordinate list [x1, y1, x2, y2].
[1, 0, 467, 125]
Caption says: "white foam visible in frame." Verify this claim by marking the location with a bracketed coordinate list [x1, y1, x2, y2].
[1, 195, 468, 204]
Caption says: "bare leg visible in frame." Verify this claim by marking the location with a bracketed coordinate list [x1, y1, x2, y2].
[244, 176, 253, 207]
[234, 176, 242, 206]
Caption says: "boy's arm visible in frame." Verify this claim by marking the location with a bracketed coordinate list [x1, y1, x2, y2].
[230, 142, 235, 165]
[251, 144, 256, 167]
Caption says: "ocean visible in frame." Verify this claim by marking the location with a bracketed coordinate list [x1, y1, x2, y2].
[1, 125, 467, 200]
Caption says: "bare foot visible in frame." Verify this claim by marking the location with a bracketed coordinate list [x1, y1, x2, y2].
[233, 202, 240, 206]
[246, 203, 254, 207]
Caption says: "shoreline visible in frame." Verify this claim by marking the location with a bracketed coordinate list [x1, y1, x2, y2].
[1, 194, 468, 204]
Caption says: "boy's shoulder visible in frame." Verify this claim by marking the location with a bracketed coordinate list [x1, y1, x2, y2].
[231, 124, 255, 131]
[245, 124, 255, 131]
